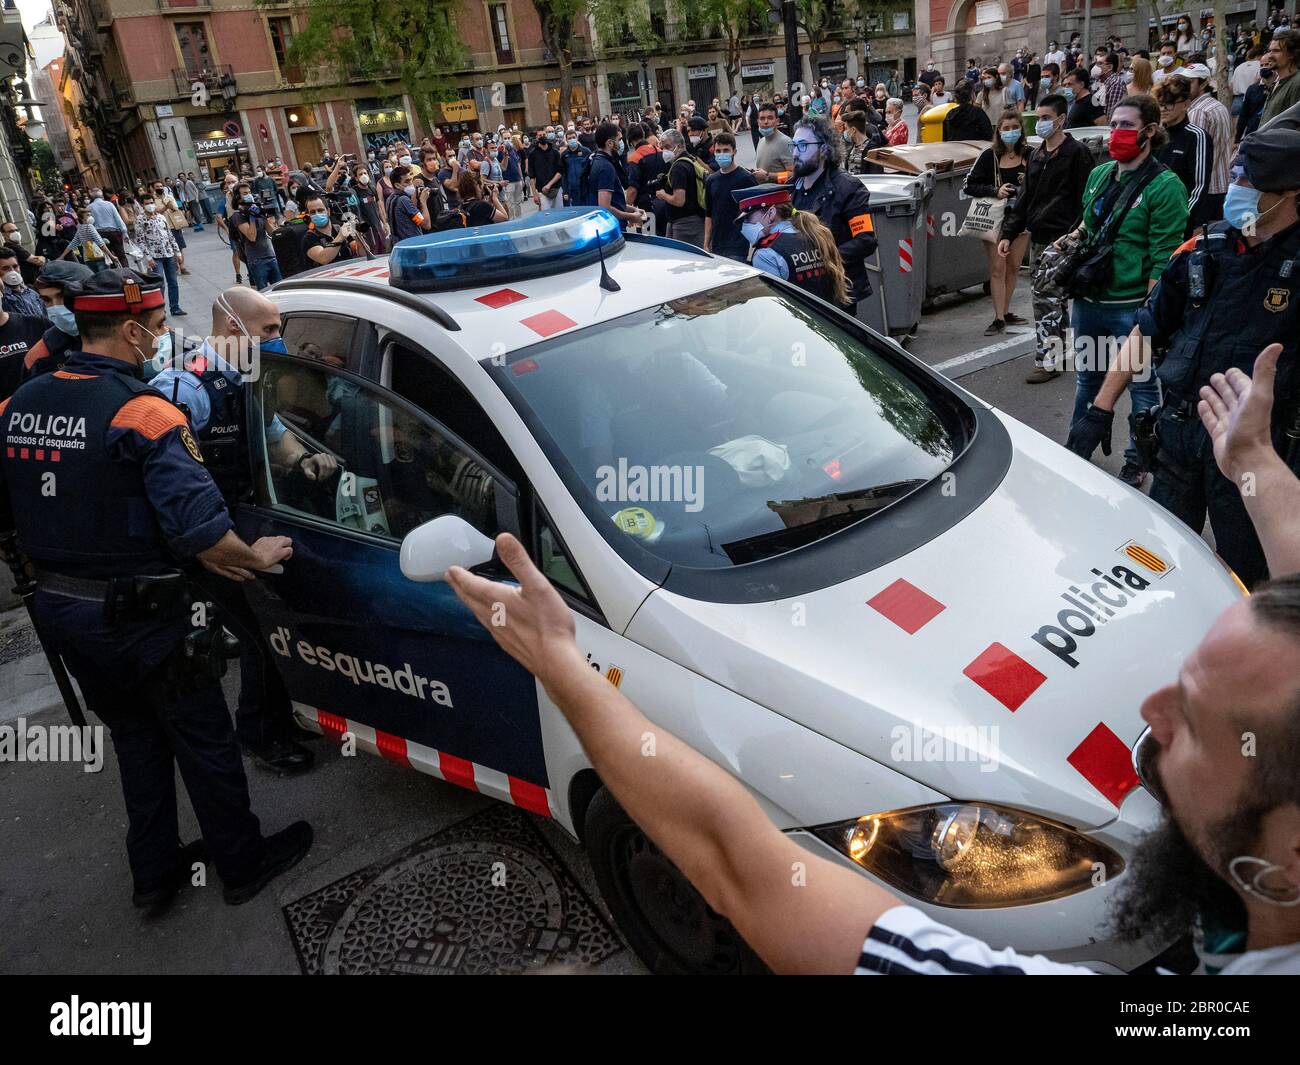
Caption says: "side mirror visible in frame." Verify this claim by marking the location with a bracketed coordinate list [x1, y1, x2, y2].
[399, 515, 496, 582]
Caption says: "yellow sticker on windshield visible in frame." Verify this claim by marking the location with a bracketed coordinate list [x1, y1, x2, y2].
[612, 506, 661, 543]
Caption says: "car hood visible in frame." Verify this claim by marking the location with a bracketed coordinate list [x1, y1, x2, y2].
[624, 412, 1244, 829]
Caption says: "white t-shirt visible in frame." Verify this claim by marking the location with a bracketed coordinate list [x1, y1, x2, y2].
[855, 905, 1300, 975]
[1231, 59, 1261, 95]
[1045, 49, 1066, 68]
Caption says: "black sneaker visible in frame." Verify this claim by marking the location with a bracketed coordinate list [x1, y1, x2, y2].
[246, 735, 316, 776]
[983, 318, 1006, 336]
[222, 821, 313, 906]
[1119, 461, 1149, 490]
[132, 839, 209, 909]
[1004, 311, 1027, 325]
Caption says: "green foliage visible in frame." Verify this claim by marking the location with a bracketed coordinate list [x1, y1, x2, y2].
[30, 139, 62, 191]
[259, 0, 466, 125]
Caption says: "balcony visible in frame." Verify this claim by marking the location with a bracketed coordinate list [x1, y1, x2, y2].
[171, 64, 235, 99]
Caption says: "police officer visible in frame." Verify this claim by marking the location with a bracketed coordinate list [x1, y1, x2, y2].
[23, 260, 93, 380]
[787, 114, 877, 315]
[151, 286, 337, 774]
[734, 183, 849, 308]
[1066, 124, 1300, 586]
[0, 269, 313, 908]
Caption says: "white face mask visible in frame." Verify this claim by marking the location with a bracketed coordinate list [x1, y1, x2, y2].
[2, 269, 22, 287]
[1159, 54, 1175, 67]
[662, 149, 675, 162]
[144, 203, 157, 214]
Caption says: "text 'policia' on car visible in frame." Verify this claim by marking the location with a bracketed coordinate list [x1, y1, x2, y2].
[241, 207, 1243, 974]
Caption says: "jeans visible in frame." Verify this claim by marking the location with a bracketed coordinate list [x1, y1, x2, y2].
[247, 255, 283, 291]
[1070, 300, 1160, 468]
[154, 253, 182, 313]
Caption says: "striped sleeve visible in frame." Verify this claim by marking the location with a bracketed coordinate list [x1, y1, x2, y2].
[855, 906, 1096, 975]
[1186, 123, 1208, 219]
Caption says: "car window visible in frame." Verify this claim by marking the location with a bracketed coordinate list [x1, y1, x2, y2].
[279, 313, 364, 375]
[536, 505, 594, 605]
[251, 352, 508, 542]
[489, 276, 962, 570]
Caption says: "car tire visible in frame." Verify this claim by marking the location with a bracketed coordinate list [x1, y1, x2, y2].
[584, 786, 768, 975]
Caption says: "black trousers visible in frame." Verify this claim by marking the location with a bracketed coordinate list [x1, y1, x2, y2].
[1149, 410, 1269, 587]
[36, 592, 264, 888]
[190, 571, 296, 748]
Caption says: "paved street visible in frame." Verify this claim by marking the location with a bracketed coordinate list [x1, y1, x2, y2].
[1, 153, 1140, 975]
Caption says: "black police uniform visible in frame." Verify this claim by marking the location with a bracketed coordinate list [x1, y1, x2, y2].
[754, 229, 836, 303]
[0, 271, 270, 898]
[790, 164, 876, 311]
[153, 342, 314, 772]
[1137, 217, 1300, 586]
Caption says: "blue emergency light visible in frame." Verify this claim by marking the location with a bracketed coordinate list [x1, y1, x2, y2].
[388, 208, 624, 292]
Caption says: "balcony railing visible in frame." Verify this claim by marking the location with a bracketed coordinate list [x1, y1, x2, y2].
[172, 64, 234, 98]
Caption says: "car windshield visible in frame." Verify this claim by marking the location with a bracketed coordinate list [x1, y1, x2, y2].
[492, 276, 962, 569]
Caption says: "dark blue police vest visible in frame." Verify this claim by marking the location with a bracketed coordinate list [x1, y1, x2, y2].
[1156, 221, 1300, 403]
[758, 229, 835, 303]
[183, 362, 246, 501]
[2, 362, 170, 574]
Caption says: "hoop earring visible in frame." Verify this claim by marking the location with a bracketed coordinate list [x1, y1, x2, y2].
[1228, 855, 1300, 907]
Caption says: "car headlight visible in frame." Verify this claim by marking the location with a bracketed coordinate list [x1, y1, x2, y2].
[813, 802, 1124, 908]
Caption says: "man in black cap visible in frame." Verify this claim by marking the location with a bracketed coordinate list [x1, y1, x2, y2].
[21, 260, 93, 382]
[1066, 122, 1300, 586]
[0, 268, 313, 910]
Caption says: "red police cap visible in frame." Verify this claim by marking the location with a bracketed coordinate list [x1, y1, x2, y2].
[66, 268, 166, 315]
[733, 183, 793, 220]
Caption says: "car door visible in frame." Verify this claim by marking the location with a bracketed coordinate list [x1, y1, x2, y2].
[235, 312, 549, 793]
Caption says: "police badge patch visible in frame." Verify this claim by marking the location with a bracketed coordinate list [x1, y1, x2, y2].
[180, 426, 204, 462]
[1265, 288, 1290, 313]
[123, 277, 142, 306]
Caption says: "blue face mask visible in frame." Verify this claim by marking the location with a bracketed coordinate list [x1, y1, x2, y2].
[760, 125, 775, 136]
[49, 304, 78, 335]
[1062, 86, 1075, 102]
[1000, 129, 1022, 145]
[714, 153, 733, 168]
[1223, 184, 1264, 232]
[310, 212, 330, 227]
[1035, 118, 1057, 139]
[741, 219, 765, 245]
[259, 336, 288, 355]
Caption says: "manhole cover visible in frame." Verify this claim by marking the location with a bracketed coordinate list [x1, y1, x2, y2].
[284, 804, 622, 974]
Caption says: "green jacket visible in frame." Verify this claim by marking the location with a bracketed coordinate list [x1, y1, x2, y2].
[1080, 160, 1188, 306]
[1260, 70, 1300, 125]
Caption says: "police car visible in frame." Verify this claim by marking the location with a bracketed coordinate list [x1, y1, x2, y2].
[243, 208, 1242, 973]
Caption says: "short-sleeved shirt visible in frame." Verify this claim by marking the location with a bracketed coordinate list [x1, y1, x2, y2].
[302, 226, 356, 264]
[229, 209, 275, 260]
[1066, 93, 1106, 129]
[150, 340, 286, 442]
[704, 166, 757, 261]
[1003, 78, 1026, 106]
[588, 151, 627, 214]
[666, 156, 704, 221]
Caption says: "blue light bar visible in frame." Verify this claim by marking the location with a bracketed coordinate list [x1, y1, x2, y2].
[389, 207, 624, 292]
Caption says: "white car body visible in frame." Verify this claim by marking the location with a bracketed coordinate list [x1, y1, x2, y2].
[261, 221, 1241, 972]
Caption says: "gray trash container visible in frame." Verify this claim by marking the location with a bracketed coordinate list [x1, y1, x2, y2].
[854, 172, 931, 338]
[866, 140, 989, 302]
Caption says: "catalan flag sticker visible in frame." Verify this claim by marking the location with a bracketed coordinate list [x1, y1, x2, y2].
[605, 665, 624, 688]
[1119, 540, 1173, 578]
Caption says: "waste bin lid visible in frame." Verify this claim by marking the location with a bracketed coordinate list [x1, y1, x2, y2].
[860, 173, 930, 204]
[862, 186, 916, 211]
[866, 140, 987, 174]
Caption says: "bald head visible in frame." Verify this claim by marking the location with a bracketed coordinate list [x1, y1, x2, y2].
[210, 286, 281, 343]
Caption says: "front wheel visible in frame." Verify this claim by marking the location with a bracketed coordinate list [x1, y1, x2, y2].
[584, 787, 768, 974]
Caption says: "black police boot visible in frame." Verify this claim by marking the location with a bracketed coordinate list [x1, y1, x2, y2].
[132, 839, 209, 910]
[222, 821, 314, 906]
[246, 735, 316, 776]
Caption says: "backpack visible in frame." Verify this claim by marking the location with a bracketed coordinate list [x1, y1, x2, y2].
[670, 155, 709, 211]
[272, 216, 312, 278]
[432, 208, 469, 232]
[578, 155, 597, 207]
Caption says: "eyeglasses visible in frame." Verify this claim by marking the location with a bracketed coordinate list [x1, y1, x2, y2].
[1131, 726, 1167, 806]
[791, 139, 823, 155]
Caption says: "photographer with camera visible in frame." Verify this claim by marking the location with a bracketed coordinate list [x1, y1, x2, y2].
[385, 167, 434, 242]
[325, 157, 388, 254]
[229, 181, 282, 291]
[301, 193, 359, 266]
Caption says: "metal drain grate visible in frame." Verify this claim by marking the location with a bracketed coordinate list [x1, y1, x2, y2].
[283, 804, 622, 974]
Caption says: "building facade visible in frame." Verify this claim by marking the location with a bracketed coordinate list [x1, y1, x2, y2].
[50, 1, 921, 187]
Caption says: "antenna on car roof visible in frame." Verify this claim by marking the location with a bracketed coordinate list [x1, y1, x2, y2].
[595, 222, 620, 293]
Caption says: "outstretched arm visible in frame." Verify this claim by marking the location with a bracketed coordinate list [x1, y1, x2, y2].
[447, 534, 898, 974]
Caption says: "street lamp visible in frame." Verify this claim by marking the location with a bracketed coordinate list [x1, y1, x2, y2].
[640, 54, 650, 107]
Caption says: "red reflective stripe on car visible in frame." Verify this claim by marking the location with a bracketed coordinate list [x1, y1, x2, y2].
[375, 729, 410, 767]
[508, 777, 550, 817]
[317, 710, 348, 740]
[439, 751, 478, 792]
